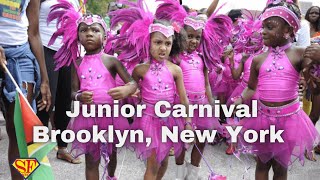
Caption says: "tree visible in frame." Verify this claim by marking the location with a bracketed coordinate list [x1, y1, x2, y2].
[86, 0, 111, 16]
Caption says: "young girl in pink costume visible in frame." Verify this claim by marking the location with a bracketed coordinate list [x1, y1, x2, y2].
[226, 12, 264, 106]
[156, 0, 232, 179]
[223, 11, 264, 156]
[109, 2, 191, 179]
[48, 1, 137, 179]
[233, 1, 320, 179]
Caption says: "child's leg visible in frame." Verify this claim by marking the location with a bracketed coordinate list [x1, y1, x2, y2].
[255, 158, 272, 180]
[144, 150, 161, 180]
[108, 147, 117, 177]
[85, 154, 100, 180]
[175, 149, 186, 179]
[191, 142, 205, 167]
[5, 82, 34, 180]
[217, 94, 226, 122]
[185, 142, 205, 180]
[175, 148, 185, 165]
[271, 159, 287, 180]
[156, 156, 169, 180]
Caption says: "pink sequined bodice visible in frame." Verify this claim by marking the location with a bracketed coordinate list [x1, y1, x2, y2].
[77, 52, 116, 104]
[179, 51, 205, 93]
[258, 44, 299, 102]
[243, 56, 254, 82]
[140, 60, 176, 105]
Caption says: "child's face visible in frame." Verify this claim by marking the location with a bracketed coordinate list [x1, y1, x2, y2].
[78, 23, 105, 53]
[150, 32, 173, 61]
[185, 26, 202, 53]
[262, 17, 289, 47]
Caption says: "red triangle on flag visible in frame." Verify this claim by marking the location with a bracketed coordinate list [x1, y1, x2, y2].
[18, 93, 43, 144]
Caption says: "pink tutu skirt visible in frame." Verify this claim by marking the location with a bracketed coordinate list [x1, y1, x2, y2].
[226, 81, 259, 106]
[239, 99, 320, 168]
[131, 106, 184, 163]
[209, 70, 239, 98]
[176, 93, 223, 133]
[68, 113, 130, 161]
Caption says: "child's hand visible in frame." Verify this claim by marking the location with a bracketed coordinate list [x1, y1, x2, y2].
[131, 89, 140, 99]
[185, 121, 196, 144]
[299, 76, 307, 93]
[227, 50, 234, 60]
[108, 86, 131, 100]
[231, 96, 243, 108]
[0, 46, 7, 71]
[80, 91, 93, 104]
[304, 44, 320, 63]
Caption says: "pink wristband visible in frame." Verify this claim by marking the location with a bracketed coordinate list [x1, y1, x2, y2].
[75, 93, 81, 101]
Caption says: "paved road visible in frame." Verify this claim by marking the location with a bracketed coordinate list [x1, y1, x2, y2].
[1, 115, 320, 180]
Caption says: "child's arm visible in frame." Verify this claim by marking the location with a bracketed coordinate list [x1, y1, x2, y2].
[172, 64, 193, 130]
[233, 57, 259, 105]
[71, 60, 93, 104]
[131, 64, 148, 100]
[302, 45, 320, 94]
[229, 53, 247, 80]
[204, 66, 214, 105]
[107, 57, 137, 100]
[206, 0, 220, 17]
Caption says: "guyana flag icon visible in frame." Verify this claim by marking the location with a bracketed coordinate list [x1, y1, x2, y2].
[13, 91, 56, 180]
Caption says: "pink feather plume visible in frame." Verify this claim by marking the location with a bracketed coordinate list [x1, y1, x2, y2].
[47, 0, 81, 70]
[107, 1, 154, 66]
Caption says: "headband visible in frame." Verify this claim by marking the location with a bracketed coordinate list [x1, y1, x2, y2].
[184, 17, 205, 30]
[149, 23, 174, 38]
[77, 14, 108, 33]
[261, 6, 300, 33]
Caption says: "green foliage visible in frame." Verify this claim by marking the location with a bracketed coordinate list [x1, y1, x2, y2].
[86, 0, 111, 16]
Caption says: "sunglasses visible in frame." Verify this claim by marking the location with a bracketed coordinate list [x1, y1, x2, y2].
[109, 2, 123, 9]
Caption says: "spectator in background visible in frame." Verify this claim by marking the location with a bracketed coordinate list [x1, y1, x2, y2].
[38, 0, 81, 164]
[305, 5, 320, 155]
[0, 0, 51, 179]
[306, 6, 320, 39]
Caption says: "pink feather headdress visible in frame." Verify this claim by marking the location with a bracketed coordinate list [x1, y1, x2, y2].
[263, 0, 300, 33]
[106, 0, 174, 66]
[232, 10, 263, 55]
[47, 0, 107, 70]
[155, 0, 233, 70]
[108, 1, 153, 64]
[266, 0, 293, 5]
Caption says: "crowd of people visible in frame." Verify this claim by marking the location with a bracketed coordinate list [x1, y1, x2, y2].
[1, 0, 320, 180]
